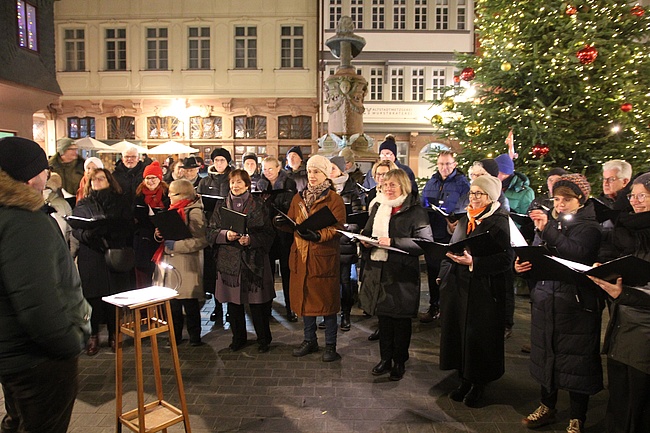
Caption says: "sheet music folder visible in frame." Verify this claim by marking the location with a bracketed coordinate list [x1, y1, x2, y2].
[200, 194, 224, 213]
[220, 207, 247, 235]
[150, 210, 193, 240]
[275, 206, 338, 232]
[64, 215, 107, 230]
[588, 198, 620, 223]
[415, 232, 502, 261]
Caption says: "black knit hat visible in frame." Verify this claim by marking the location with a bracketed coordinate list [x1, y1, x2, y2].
[242, 152, 258, 165]
[210, 147, 232, 163]
[378, 139, 397, 158]
[479, 158, 499, 177]
[0, 137, 49, 182]
[286, 146, 304, 161]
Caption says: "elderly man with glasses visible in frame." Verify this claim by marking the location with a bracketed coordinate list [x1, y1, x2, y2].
[112, 146, 145, 200]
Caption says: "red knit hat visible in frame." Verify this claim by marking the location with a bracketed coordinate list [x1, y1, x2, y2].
[143, 160, 163, 180]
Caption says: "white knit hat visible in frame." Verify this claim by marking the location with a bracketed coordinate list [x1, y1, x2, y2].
[472, 175, 502, 202]
[306, 154, 331, 178]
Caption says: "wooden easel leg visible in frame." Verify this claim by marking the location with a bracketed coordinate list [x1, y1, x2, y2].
[134, 307, 146, 433]
[115, 308, 123, 433]
[164, 301, 192, 432]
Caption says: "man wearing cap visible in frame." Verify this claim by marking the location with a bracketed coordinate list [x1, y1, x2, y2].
[494, 153, 535, 215]
[284, 146, 308, 191]
[362, 135, 418, 195]
[198, 147, 233, 325]
[113, 146, 145, 200]
[242, 152, 261, 191]
[338, 147, 365, 184]
[0, 137, 91, 433]
[48, 137, 85, 202]
[419, 150, 471, 323]
[181, 156, 201, 188]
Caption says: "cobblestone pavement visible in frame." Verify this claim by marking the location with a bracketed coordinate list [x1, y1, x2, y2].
[1, 277, 609, 433]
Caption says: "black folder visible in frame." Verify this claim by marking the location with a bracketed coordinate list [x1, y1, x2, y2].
[150, 210, 193, 240]
[297, 206, 339, 232]
[428, 204, 466, 223]
[200, 193, 225, 213]
[220, 207, 247, 235]
[585, 255, 650, 286]
[346, 211, 369, 227]
[415, 232, 503, 261]
[588, 197, 620, 223]
[64, 215, 107, 230]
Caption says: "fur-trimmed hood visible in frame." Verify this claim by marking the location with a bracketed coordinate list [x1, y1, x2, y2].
[0, 170, 44, 212]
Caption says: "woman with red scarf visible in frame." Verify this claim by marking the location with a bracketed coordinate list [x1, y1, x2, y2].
[438, 174, 514, 407]
[133, 161, 170, 288]
[153, 179, 208, 346]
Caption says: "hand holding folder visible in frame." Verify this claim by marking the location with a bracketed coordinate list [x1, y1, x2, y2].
[415, 232, 502, 262]
[220, 207, 247, 235]
[274, 206, 338, 232]
[150, 210, 193, 240]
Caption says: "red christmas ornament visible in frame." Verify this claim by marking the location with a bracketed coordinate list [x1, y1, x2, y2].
[532, 144, 550, 158]
[621, 102, 633, 112]
[576, 45, 598, 65]
[453, 75, 461, 84]
[460, 67, 476, 81]
[631, 5, 645, 17]
[566, 5, 578, 15]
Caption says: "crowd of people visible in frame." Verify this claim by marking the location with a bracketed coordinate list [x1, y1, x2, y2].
[0, 134, 648, 433]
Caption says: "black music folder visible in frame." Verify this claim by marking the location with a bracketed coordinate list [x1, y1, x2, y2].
[200, 193, 225, 213]
[346, 211, 369, 227]
[415, 232, 503, 261]
[428, 204, 466, 223]
[297, 206, 339, 232]
[220, 207, 247, 235]
[64, 215, 107, 230]
[588, 197, 620, 223]
[150, 210, 193, 240]
[585, 255, 650, 286]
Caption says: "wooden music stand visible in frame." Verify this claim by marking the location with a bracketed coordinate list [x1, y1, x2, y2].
[104, 287, 191, 433]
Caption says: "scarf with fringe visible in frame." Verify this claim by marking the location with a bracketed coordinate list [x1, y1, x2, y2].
[370, 193, 407, 262]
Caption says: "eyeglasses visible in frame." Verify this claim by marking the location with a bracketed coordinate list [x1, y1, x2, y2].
[468, 191, 489, 198]
[437, 162, 456, 167]
[627, 193, 647, 203]
[169, 192, 181, 197]
[603, 176, 621, 184]
[123, 155, 138, 160]
[383, 182, 401, 190]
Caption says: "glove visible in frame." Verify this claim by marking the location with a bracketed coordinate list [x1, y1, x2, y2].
[297, 228, 321, 242]
[273, 214, 290, 227]
[164, 240, 175, 251]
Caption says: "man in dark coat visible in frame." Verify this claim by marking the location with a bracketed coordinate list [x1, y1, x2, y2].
[283, 146, 308, 192]
[0, 137, 90, 433]
[112, 146, 145, 200]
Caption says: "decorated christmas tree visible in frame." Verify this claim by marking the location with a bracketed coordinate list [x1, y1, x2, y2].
[429, 1, 650, 191]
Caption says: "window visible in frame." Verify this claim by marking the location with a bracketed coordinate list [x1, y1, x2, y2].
[147, 116, 181, 139]
[64, 29, 85, 71]
[146, 28, 168, 70]
[329, 0, 342, 29]
[67, 117, 95, 139]
[411, 68, 424, 101]
[105, 28, 127, 70]
[234, 26, 257, 69]
[457, 0, 466, 30]
[415, 0, 427, 30]
[188, 27, 210, 69]
[234, 116, 266, 139]
[431, 69, 446, 100]
[107, 116, 135, 140]
[371, 0, 385, 29]
[278, 116, 312, 139]
[370, 68, 383, 101]
[351, 0, 364, 30]
[281, 26, 303, 68]
[190, 116, 222, 139]
[435, 0, 449, 30]
[391, 68, 404, 101]
[393, 0, 405, 30]
[16, 1, 37, 51]
[234, 145, 268, 165]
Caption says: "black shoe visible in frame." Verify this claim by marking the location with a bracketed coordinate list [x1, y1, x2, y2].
[340, 313, 351, 331]
[258, 343, 270, 353]
[229, 340, 247, 352]
[389, 362, 405, 381]
[371, 359, 392, 376]
[368, 329, 380, 341]
[190, 340, 205, 347]
[418, 306, 440, 323]
[292, 340, 319, 357]
[322, 344, 341, 362]
[318, 320, 326, 329]
[286, 310, 298, 322]
[463, 384, 484, 408]
[204, 292, 212, 299]
[210, 310, 223, 323]
[449, 381, 472, 402]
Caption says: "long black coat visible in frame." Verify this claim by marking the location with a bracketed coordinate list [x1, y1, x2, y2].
[359, 194, 433, 318]
[72, 189, 134, 298]
[527, 204, 604, 395]
[133, 191, 170, 268]
[338, 176, 365, 265]
[438, 204, 514, 384]
[112, 160, 145, 201]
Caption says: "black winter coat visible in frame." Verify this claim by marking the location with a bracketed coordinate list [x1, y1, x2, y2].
[257, 171, 297, 261]
[527, 204, 604, 395]
[338, 176, 365, 265]
[112, 160, 145, 201]
[358, 194, 433, 318]
[133, 192, 170, 268]
[438, 204, 514, 384]
[72, 189, 134, 298]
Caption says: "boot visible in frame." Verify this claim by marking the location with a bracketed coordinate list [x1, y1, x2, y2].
[449, 380, 472, 402]
[418, 306, 440, 323]
[86, 335, 99, 356]
[292, 340, 319, 357]
[462, 383, 484, 407]
[389, 362, 405, 381]
[321, 344, 341, 362]
[286, 309, 298, 323]
[340, 312, 351, 331]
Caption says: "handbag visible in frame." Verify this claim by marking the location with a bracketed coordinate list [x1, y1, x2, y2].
[103, 240, 135, 273]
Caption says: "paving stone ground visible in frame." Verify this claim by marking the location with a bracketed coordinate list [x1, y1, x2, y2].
[1, 275, 610, 432]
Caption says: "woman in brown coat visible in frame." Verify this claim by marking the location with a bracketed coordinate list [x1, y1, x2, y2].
[280, 155, 346, 362]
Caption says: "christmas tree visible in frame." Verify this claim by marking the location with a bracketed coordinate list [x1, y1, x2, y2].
[428, 1, 650, 192]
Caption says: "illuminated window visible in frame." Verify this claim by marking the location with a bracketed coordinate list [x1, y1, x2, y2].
[190, 116, 222, 139]
[278, 116, 312, 139]
[16, 0, 38, 52]
[147, 116, 181, 139]
[107, 116, 135, 140]
[67, 117, 95, 139]
[234, 116, 266, 139]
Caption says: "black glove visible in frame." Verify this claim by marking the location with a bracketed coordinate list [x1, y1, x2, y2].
[297, 228, 321, 242]
[273, 214, 290, 227]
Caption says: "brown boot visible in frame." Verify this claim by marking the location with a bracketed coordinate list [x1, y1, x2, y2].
[86, 335, 99, 356]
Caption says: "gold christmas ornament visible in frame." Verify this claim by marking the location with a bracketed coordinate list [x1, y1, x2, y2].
[501, 61, 512, 72]
[465, 121, 481, 136]
[441, 97, 455, 111]
[430, 115, 444, 125]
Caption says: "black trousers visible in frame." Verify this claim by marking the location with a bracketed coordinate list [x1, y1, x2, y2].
[227, 301, 272, 346]
[425, 258, 441, 309]
[340, 262, 356, 314]
[541, 386, 589, 423]
[378, 315, 412, 363]
[87, 296, 116, 338]
[169, 298, 202, 344]
[269, 234, 291, 312]
[606, 358, 650, 433]
[0, 357, 79, 433]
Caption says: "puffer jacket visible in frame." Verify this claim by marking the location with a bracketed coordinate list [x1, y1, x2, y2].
[0, 172, 90, 374]
[503, 171, 535, 215]
[527, 203, 604, 395]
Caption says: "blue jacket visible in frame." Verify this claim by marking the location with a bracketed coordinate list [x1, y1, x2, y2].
[421, 169, 470, 241]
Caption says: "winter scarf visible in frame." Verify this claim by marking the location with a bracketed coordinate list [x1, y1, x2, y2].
[142, 185, 166, 209]
[331, 173, 349, 194]
[466, 201, 501, 234]
[370, 193, 407, 262]
[302, 179, 332, 210]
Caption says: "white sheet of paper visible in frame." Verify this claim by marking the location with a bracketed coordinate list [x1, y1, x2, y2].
[508, 217, 528, 247]
[102, 286, 178, 307]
